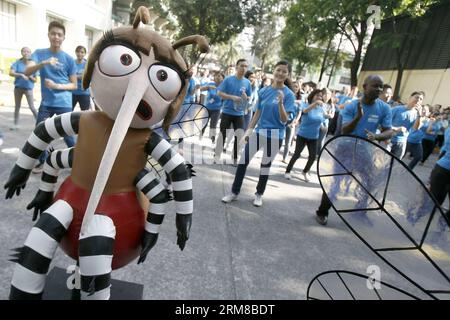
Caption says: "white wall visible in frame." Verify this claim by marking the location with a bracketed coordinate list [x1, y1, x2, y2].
[0, 0, 112, 67]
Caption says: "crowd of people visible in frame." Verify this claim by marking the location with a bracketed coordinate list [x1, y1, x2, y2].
[2, 21, 450, 226]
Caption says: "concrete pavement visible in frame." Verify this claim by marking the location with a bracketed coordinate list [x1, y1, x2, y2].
[0, 94, 441, 300]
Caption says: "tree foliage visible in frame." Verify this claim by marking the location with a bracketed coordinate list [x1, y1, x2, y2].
[134, 0, 263, 46]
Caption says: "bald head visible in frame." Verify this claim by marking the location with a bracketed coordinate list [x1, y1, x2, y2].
[363, 75, 383, 86]
[362, 74, 384, 103]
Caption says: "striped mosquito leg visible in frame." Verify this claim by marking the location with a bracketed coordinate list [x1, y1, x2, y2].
[9, 200, 73, 300]
[15, 112, 81, 171]
[146, 133, 193, 216]
[39, 147, 74, 194]
[135, 168, 170, 237]
[79, 215, 116, 300]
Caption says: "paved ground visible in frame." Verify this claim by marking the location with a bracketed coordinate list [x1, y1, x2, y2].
[0, 82, 443, 300]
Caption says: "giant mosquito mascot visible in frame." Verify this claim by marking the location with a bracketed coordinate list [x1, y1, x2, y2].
[4, 6, 209, 300]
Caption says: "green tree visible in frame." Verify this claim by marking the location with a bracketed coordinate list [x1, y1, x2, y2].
[249, 0, 290, 70]
[281, 2, 328, 77]
[136, 0, 263, 46]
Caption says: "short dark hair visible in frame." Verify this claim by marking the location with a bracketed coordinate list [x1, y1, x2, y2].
[383, 84, 392, 90]
[48, 21, 65, 34]
[75, 45, 86, 53]
[410, 91, 425, 97]
[245, 70, 254, 79]
[236, 58, 247, 66]
[307, 88, 323, 104]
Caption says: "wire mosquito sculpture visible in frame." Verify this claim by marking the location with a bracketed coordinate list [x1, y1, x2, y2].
[308, 135, 450, 300]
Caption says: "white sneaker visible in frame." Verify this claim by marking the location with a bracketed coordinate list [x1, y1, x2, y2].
[222, 193, 238, 203]
[284, 173, 291, 180]
[253, 193, 262, 207]
[302, 172, 311, 182]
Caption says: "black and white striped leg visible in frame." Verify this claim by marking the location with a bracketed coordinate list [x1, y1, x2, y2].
[78, 215, 116, 300]
[16, 112, 81, 171]
[27, 148, 75, 221]
[40, 147, 74, 192]
[134, 168, 172, 263]
[145, 132, 193, 250]
[9, 200, 73, 300]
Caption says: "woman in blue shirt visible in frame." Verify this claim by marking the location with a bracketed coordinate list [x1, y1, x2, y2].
[9, 47, 38, 129]
[421, 112, 442, 165]
[221, 60, 295, 207]
[284, 89, 332, 182]
[72, 45, 91, 111]
[199, 71, 224, 143]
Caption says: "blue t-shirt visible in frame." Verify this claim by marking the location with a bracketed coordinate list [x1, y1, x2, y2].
[407, 125, 426, 144]
[422, 120, 442, 141]
[204, 81, 222, 110]
[255, 86, 295, 140]
[297, 103, 327, 140]
[31, 48, 76, 108]
[73, 59, 90, 96]
[437, 127, 450, 170]
[391, 105, 418, 143]
[11, 59, 36, 90]
[183, 78, 196, 104]
[341, 99, 392, 138]
[217, 75, 252, 116]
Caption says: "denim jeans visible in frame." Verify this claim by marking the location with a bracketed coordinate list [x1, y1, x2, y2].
[231, 133, 282, 196]
[36, 105, 75, 164]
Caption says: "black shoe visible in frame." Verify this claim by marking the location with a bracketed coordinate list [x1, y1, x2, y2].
[315, 212, 328, 225]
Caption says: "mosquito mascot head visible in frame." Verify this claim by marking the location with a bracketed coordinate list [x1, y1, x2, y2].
[79, 6, 209, 234]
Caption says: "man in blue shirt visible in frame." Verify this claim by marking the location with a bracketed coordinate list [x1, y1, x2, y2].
[25, 21, 77, 172]
[389, 91, 424, 159]
[214, 58, 252, 165]
[315, 75, 394, 225]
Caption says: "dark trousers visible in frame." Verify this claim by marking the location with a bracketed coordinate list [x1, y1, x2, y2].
[231, 133, 282, 195]
[215, 113, 244, 161]
[202, 109, 221, 141]
[72, 94, 91, 111]
[406, 142, 423, 170]
[421, 139, 435, 163]
[430, 164, 450, 206]
[285, 135, 318, 174]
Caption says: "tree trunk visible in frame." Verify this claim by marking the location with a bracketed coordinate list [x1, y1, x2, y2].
[350, 22, 367, 87]
[327, 33, 343, 87]
[393, 62, 404, 101]
[260, 53, 267, 72]
[318, 37, 333, 83]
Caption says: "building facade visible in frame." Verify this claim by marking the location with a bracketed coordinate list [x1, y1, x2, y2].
[0, 0, 113, 79]
[360, 2, 450, 106]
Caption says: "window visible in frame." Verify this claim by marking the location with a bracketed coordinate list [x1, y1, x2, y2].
[0, 0, 17, 45]
[85, 29, 94, 52]
[46, 14, 64, 25]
